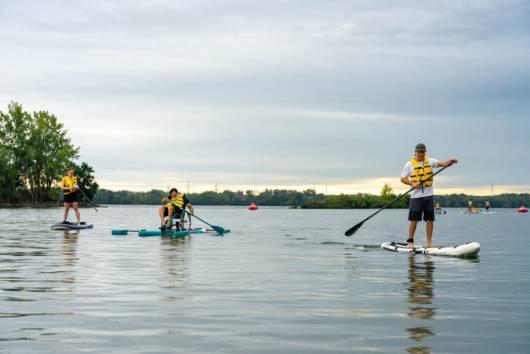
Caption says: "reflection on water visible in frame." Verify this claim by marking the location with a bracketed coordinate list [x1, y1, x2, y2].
[406, 256, 435, 354]
[61, 231, 78, 285]
[160, 237, 190, 293]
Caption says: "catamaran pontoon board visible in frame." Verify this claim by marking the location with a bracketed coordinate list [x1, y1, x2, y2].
[111, 228, 230, 237]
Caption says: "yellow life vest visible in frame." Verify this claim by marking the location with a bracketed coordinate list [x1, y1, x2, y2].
[410, 156, 433, 187]
[62, 176, 77, 195]
[166, 193, 185, 209]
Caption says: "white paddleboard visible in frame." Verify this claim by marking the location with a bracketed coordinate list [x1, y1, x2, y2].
[382, 241, 480, 258]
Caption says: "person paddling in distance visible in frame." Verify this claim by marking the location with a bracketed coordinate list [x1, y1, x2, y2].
[60, 168, 81, 225]
[400, 143, 458, 248]
[159, 188, 194, 230]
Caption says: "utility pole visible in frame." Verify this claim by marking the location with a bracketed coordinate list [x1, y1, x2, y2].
[215, 182, 218, 193]
[187, 180, 190, 194]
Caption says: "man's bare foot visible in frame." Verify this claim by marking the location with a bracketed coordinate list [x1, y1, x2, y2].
[407, 242, 415, 249]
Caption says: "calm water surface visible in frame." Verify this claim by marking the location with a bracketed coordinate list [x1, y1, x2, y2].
[1, 206, 529, 353]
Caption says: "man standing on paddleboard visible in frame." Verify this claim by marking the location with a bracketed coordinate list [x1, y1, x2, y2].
[400, 143, 458, 248]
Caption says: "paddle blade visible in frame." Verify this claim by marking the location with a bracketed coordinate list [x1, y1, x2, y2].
[212, 225, 226, 235]
[345, 221, 364, 237]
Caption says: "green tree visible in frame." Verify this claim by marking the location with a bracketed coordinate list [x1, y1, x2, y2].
[380, 183, 396, 205]
[73, 162, 99, 201]
[0, 101, 89, 204]
[26, 110, 79, 203]
[380, 183, 393, 197]
[0, 102, 32, 202]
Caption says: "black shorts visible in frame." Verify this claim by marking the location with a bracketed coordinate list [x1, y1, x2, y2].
[163, 206, 183, 218]
[63, 192, 78, 203]
[409, 196, 435, 221]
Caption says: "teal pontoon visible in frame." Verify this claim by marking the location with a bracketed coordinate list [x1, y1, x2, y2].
[111, 228, 208, 237]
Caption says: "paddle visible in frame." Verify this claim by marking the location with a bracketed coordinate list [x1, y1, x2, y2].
[184, 210, 227, 235]
[76, 186, 98, 212]
[344, 164, 452, 237]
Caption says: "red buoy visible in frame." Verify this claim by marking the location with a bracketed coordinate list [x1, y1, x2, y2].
[248, 203, 258, 211]
[518, 205, 528, 213]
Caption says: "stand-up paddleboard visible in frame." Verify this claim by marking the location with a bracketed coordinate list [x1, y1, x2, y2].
[382, 241, 480, 258]
[51, 222, 93, 230]
[480, 211, 497, 214]
[435, 209, 447, 215]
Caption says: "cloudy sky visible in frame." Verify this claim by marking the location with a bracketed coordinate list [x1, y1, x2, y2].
[1, 0, 529, 194]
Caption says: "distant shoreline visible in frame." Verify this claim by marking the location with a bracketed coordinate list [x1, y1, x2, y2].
[0, 202, 102, 208]
[2, 190, 529, 209]
[92, 188, 530, 209]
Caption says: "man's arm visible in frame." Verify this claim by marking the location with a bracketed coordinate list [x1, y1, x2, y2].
[437, 158, 458, 168]
[401, 177, 420, 189]
[400, 162, 420, 189]
[187, 203, 194, 214]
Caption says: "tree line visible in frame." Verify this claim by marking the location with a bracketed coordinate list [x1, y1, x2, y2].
[93, 184, 530, 208]
[93, 188, 324, 206]
[0, 102, 98, 205]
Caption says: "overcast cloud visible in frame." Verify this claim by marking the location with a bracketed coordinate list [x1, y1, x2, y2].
[1, 0, 529, 194]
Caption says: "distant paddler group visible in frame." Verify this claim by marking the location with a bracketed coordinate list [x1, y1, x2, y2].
[464, 200, 494, 214]
[434, 202, 447, 215]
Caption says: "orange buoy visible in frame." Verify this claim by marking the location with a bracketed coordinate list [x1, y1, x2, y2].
[248, 203, 258, 211]
[518, 205, 528, 213]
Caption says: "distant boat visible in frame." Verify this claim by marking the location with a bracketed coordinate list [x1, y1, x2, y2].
[248, 203, 258, 211]
[518, 205, 528, 213]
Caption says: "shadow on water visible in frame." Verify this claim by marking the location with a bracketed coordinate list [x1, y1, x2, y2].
[406, 255, 436, 354]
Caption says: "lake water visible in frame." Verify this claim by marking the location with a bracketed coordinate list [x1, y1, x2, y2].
[1, 206, 529, 353]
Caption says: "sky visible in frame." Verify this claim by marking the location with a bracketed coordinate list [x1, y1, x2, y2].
[1, 0, 529, 195]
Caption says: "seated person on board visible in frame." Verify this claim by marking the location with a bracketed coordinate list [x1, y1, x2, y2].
[158, 188, 194, 230]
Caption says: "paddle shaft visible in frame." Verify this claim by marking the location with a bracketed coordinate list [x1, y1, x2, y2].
[345, 164, 451, 236]
[76, 187, 98, 212]
[184, 210, 225, 234]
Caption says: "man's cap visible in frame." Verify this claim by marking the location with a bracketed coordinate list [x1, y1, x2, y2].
[415, 143, 426, 152]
